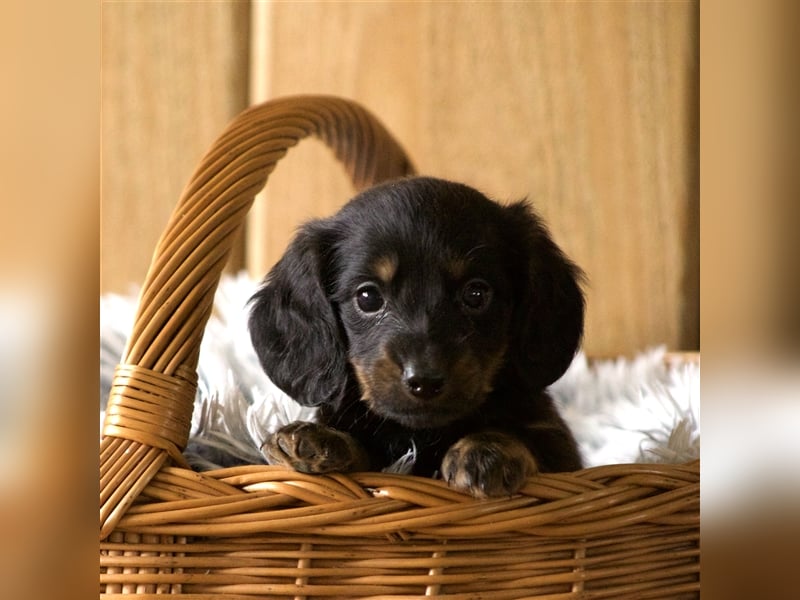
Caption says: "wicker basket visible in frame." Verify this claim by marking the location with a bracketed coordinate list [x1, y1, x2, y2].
[100, 95, 700, 598]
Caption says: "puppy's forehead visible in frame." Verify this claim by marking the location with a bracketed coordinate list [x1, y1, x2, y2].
[336, 179, 511, 281]
[364, 249, 468, 284]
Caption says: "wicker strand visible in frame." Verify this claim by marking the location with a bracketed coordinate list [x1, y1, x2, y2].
[570, 542, 587, 594]
[424, 545, 447, 596]
[294, 542, 313, 600]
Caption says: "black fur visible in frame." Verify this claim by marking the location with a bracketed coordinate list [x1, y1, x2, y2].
[249, 176, 584, 495]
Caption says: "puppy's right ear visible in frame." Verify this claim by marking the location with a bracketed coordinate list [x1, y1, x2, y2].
[248, 221, 347, 408]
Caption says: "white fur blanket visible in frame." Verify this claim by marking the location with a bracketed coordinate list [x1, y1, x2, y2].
[100, 272, 699, 471]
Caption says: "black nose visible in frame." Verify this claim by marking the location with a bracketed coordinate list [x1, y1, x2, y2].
[403, 366, 445, 400]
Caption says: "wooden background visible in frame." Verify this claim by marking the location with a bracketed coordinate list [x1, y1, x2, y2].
[101, 1, 698, 357]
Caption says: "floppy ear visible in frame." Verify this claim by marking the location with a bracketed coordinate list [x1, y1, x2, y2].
[248, 220, 348, 408]
[505, 202, 586, 391]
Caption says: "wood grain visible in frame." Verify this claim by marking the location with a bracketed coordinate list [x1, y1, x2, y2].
[101, 1, 250, 295]
[248, 2, 699, 355]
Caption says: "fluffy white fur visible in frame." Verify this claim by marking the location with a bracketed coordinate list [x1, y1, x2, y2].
[100, 273, 699, 471]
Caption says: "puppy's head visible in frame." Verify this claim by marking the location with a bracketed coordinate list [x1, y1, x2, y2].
[249, 177, 584, 429]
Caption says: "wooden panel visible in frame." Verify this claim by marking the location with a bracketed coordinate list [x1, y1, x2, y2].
[101, 1, 250, 294]
[248, 2, 699, 355]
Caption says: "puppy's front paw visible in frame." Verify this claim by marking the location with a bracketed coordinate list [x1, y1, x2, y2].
[441, 432, 538, 498]
[261, 421, 369, 474]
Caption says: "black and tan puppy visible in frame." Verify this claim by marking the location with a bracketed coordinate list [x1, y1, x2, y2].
[249, 176, 584, 497]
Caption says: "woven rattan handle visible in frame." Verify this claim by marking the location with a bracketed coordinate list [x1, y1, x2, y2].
[100, 95, 415, 539]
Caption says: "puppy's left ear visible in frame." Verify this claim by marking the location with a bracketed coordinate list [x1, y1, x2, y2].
[248, 220, 348, 408]
[505, 202, 586, 391]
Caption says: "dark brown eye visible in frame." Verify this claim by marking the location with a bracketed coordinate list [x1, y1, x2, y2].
[355, 283, 385, 314]
[461, 279, 493, 314]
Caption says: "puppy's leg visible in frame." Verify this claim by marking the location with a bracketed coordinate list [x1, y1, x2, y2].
[520, 420, 584, 474]
[262, 421, 370, 474]
[441, 431, 538, 498]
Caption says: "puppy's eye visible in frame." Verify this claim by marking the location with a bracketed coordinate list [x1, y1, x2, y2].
[355, 283, 385, 314]
[460, 279, 493, 314]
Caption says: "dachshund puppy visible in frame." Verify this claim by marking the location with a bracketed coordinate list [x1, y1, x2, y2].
[249, 176, 584, 497]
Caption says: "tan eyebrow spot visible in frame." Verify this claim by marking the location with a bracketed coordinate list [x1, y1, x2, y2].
[446, 257, 468, 280]
[372, 254, 398, 284]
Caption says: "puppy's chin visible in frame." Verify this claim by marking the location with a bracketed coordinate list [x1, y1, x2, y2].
[367, 391, 485, 430]
[374, 406, 455, 430]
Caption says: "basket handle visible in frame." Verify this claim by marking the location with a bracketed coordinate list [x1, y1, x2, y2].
[100, 95, 415, 539]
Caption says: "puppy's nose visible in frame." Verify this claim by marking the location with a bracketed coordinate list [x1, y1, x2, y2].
[402, 365, 445, 400]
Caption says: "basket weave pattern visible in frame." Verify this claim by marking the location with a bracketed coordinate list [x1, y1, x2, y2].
[100, 96, 699, 598]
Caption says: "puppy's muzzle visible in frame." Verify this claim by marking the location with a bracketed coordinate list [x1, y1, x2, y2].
[392, 334, 448, 400]
[402, 361, 446, 400]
